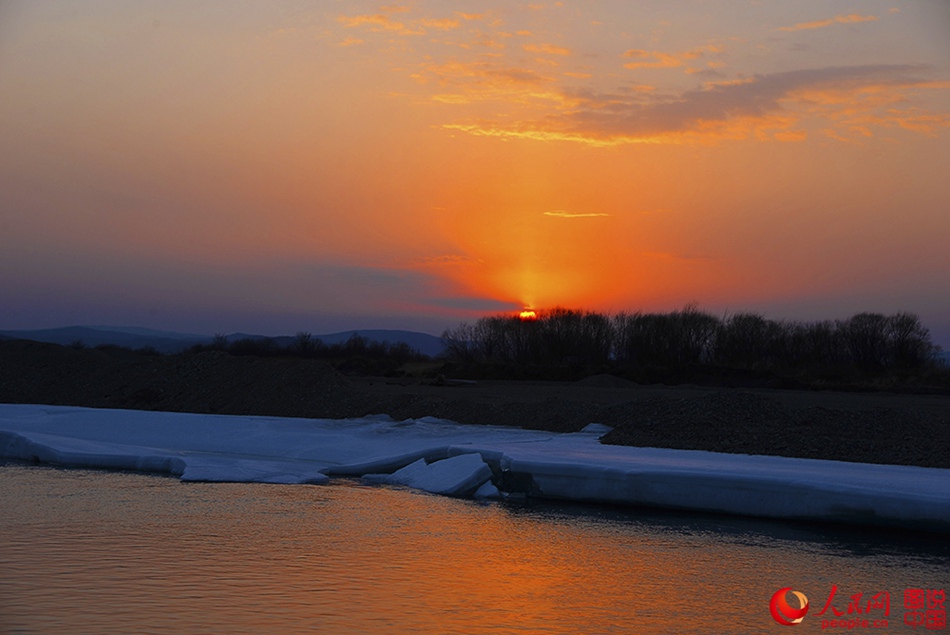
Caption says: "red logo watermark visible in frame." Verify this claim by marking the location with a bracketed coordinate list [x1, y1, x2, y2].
[904, 589, 947, 631]
[770, 587, 810, 625]
[770, 586, 946, 630]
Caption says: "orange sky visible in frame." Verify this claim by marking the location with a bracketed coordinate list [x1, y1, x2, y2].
[0, 1, 948, 342]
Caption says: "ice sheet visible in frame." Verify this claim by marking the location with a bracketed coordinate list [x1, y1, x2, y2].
[1, 404, 948, 531]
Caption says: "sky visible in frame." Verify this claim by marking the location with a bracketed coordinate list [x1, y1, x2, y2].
[1, 1, 948, 343]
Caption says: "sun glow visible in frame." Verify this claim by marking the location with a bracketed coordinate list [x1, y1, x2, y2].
[519, 309, 539, 321]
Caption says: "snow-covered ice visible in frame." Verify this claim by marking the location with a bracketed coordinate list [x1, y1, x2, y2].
[1, 404, 948, 532]
[362, 453, 493, 497]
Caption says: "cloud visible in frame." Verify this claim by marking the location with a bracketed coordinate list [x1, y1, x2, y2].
[422, 295, 518, 311]
[773, 129, 808, 142]
[338, 12, 419, 34]
[544, 210, 611, 218]
[318, 263, 427, 289]
[622, 45, 724, 70]
[419, 17, 460, 30]
[776, 14, 878, 32]
[413, 59, 554, 104]
[523, 43, 572, 56]
[443, 64, 950, 145]
[622, 49, 681, 69]
[338, 6, 459, 36]
[412, 254, 482, 267]
[442, 124, 637, 147]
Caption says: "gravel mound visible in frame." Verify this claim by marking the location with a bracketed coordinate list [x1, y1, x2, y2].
[574, 374, 638, 388]
[599, 391, 950, 468]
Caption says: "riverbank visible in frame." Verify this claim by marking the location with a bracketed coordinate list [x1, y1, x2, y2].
[1, 339, 948, 468]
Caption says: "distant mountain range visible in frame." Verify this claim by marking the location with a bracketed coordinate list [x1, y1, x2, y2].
[0, 325, 447, 357]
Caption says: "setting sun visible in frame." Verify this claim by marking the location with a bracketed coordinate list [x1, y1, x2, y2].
[519, 309, 539, 321]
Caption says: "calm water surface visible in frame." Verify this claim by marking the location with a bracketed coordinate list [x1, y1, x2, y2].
[1, 463, 947, 634]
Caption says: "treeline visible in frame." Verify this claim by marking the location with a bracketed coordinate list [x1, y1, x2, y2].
[190, 332, 427, 365]
[441, 307, 942, 379]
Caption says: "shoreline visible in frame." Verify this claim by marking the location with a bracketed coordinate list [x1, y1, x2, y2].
[2, 403, 948, 534]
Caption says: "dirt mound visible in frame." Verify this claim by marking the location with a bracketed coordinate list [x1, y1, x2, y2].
[599, 390, 950, 468]
[574, 374, 637, 388]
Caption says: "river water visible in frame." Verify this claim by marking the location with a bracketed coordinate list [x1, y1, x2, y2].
[1, 463, 947, 634]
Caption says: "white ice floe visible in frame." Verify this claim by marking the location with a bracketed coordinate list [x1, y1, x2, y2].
[1, 404, 948, 532]
[362, 453, 493, 497]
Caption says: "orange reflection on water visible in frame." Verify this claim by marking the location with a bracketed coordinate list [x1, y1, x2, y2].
[7, 467, 941, 635]
[0, 469, 696, 634]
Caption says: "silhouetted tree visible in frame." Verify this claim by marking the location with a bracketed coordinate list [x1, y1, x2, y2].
[293, 331, 320, 357]
[885, 312, 936, 369]
[441, 322, 480, 361]
[842, 313, 889, 371]
[344, 333, 369, 356]
[441, 306, 939, 381]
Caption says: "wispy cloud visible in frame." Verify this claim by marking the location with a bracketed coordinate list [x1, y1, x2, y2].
[319, 263, 423, 288]
[412, 59, 554, 104]
[338, 11, 419, 34]
[442, 124, 651, 146]
[419, 17, 460, 30]
[544, 210, 611, 218]
[622, 50, 681, 69]
[443, 65, 950, 146]
[332, 7, 945, 148]
[776, 14, 878, 32]
[422, 295, 517, 311]
[622, 45, 724, 70]
[412, 254, 482, 267]
[338, 6, 461, 36]
[524, 42, 572, 56]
